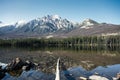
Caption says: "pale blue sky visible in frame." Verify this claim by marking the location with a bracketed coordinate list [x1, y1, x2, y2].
[0, 0, 120, 24]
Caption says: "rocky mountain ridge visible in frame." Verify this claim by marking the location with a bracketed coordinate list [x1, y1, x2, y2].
[0, 15, 120, 39]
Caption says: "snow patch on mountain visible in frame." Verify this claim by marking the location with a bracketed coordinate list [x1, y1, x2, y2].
[101, 32, 120, 36]
[46, 35, 54, 39]
[81, 26, 93, 29]
[0, 22, 12, 28]
[15, 20, 26, 28]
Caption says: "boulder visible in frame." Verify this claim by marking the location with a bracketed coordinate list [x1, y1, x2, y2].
[22, 60, 35, 71]
[7, 57, 25, 71]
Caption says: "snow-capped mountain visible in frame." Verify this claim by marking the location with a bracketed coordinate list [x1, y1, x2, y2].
[0, 15, 76, 38]
[29, 15, 74, 30]
[10, 15, 74, 34]
[81, 18, 99, 26]
[65, 21, 120, 37]
[0, 15, 120, 39]
[80, 19, 99, 29]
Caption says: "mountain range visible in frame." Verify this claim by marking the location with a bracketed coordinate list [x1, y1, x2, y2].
[0, 15, 120, 39]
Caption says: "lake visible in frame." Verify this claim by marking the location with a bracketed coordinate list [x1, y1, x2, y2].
[0, 47, 120, 80]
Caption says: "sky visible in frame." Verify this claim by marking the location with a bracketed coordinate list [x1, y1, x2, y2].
[0, 0, 120, 24]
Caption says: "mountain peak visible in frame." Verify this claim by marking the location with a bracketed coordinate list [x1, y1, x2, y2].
[84, 18, 94, 22]
[35, 15, 61, 22]
[81, 18, 99, 26]
[51, 15, 60, 19]
[44, 15, 61, 20]
[83, 18, 98, 23]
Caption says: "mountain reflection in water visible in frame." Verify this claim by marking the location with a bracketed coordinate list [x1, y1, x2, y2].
[0, 47, 120, 80]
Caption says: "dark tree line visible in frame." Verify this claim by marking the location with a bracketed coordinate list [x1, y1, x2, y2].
[0, 35, 120, 51]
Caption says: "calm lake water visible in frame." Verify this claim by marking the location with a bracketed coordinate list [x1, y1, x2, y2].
[0, 47, 120, 79]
